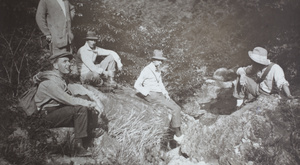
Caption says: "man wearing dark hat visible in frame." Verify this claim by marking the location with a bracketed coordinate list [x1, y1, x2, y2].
[34, 52, 104, 157]
[77, 31, 123, 87]
[134, 49, 184, 144]
[234, 47, 293, 108]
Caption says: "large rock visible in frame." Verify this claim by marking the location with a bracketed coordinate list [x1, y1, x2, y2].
[93, 86, 172, 164]
[181, 94, 300, 164]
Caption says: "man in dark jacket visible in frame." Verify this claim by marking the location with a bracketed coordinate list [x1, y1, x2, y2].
[36, 0, 75, 54]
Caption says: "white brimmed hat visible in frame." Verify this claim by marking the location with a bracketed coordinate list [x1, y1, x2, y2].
[152, 49, 167, 61]
[248, 47, 270, 65]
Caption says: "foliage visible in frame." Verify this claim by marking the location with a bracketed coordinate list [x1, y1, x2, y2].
[0, 103, 52, 165]
[0, 28, 49, 96]
[71, 0, 300, 103]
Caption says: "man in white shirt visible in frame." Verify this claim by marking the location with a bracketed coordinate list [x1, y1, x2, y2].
[77, 31, 123, 87]
[134, 50, 184, 144]
[234, 47, 293, 108]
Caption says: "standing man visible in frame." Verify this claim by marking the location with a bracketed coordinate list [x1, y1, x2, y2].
[36, 0, 75, 54]
[77, 31, 123, 87]
[34, 52, 104, 157]
[134, 49, 184, 144]
[234, 47, 293, 108]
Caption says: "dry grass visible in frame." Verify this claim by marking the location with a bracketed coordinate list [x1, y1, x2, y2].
[93, 104, 168, 164]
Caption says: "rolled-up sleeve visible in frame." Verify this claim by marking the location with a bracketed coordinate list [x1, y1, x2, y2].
[273, 65, 289, 89]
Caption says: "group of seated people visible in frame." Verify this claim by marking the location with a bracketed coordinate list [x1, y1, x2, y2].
[33, 30, 293, 157]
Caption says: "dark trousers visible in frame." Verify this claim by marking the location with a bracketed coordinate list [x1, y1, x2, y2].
[43, 105, 88, 139]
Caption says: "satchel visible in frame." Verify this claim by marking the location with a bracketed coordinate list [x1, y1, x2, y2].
[19, 85, 38, 116]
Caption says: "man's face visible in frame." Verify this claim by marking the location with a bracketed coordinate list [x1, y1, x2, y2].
[87, 39, 97, 49]
[153, 60, 163, 68]
[53, 57, 71, 75]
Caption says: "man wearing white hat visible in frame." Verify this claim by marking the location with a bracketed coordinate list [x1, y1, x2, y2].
[134, 49, 184, 144]
[234, 47, 293, 108]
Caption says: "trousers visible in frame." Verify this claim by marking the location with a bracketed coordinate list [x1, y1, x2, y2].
[145, 92, 181, 128]
[233, 76, 269, 99]
[80, 55, 116, 85]
[43, 105, 88, 139]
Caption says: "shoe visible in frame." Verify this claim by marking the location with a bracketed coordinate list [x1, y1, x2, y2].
[174, 134, 184, 144]
[236, 99, 244, 107]
[74, 146, 92, 157]
[91, 128, 105, 138]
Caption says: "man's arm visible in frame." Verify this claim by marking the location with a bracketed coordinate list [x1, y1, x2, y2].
[79, 48, 104, 74]
[158, 76, 170, 99]
[134, 69, 150, 96]
[282, 84, 293, 99]
[42, 81, 94, 107]
[236, 65, 253, 85]
[36, 0, 51, 37]
[68, 83, 104, 113]
[96, 48, 123, 70]
[272, 65, 293, 99]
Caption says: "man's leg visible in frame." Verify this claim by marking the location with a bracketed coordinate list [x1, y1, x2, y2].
[44, 105, 91, 156]
[99, 55, 117, 84]
[44, 105, 89, 139]
[145, 92, 182, 140]
[233, 76, 260, 108]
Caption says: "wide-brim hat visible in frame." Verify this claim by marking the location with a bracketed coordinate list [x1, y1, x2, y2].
[49, 52, 73, 60]
[152, 49, 167, 61]
[248, 47, 270, 65]
[85, 31, 98, 40]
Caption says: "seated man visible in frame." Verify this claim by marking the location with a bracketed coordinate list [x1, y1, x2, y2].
[134, 49, 184, 144]
[77, 31, 123, 87]
[34, 52, 104, 157]
[233, 47, 293, 108]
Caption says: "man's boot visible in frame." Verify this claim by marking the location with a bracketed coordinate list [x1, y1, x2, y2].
[74, 138, 92, 157]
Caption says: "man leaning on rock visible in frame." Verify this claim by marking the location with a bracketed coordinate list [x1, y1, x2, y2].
[34, 52, 104, 157]
[233, 47, 293, 109]
[134, 49, 184, 144]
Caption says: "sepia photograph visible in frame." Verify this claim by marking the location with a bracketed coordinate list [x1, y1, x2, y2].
[0, 0, 299, 164]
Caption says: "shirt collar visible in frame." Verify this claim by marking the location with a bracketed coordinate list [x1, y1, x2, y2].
[149, 62, 160, 73]
[84, 42, 94, 51]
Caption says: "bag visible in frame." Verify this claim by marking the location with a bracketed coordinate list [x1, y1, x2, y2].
[19, 86, 38, 116]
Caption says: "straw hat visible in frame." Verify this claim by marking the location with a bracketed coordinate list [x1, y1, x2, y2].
[248, 47, 270, 65]
[152, 49, 167, 61]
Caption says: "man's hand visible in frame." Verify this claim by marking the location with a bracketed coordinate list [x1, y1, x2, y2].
[164, 93, 170, 100]
[94, 100, 104, 114]
[239, 74, 247, 86]
[118, 65, 123, 71]
[46, 35, 52, 42]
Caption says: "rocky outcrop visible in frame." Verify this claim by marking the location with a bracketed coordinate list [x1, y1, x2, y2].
[32, 68, 300, 165]
[180, 67, 300, 165]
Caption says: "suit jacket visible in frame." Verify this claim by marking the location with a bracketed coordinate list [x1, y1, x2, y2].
[36, 0, 74, 48]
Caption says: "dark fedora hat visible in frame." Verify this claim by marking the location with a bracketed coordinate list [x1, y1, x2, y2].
[49, 52, 73, 60]
[85, 31, 98, 40]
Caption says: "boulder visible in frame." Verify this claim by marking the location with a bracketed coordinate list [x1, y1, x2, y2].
[181, 94, 300, 164]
